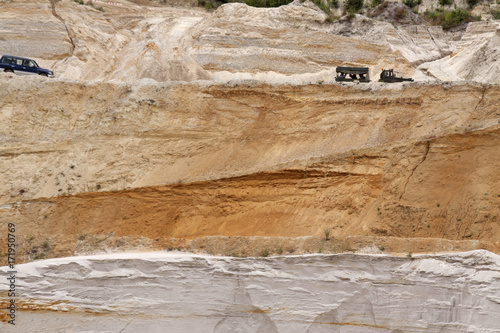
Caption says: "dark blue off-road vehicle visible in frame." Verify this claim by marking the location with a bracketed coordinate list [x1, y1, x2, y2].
[0, 55, 54, 77]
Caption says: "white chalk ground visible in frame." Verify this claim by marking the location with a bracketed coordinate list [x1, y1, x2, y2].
[1, 250, 499, 332]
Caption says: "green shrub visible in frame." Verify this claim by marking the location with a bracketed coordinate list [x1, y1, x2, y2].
[403, 0, 421, 8]
[325, 15, 336, 22]
[35, 252, 46, 260]
[424, 8, 480, 29]
[198, 0, 226, 10]
[467, 0, 478, 8]
[72, 0, 103, 11]
[312, 0, 331, 14]
[324, 227, 331, 241]
[492, 9, 500, 19]
[311, 0, 336, 22]
[367, 0, 389, 17]
[438, 0, 453, 6]
[346, 0, 364, 12]
[395, 6, 406, 19]
[260, 248, 270, 257]
[370, 0, 381, 7]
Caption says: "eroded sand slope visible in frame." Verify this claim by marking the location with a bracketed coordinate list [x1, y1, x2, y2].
[3, 0, 499, 84]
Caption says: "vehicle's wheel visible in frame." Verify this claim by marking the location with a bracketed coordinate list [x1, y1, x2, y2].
[39, 73, 48, 77]
[4, 69, 13, 73]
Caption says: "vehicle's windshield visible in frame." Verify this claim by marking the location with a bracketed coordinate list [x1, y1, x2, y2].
[32, 60, 39, 68]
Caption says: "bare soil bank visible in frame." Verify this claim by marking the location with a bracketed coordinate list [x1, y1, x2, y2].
[1, 80, 499, 263]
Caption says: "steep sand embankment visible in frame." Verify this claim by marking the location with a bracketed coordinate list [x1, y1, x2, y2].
[1, 78, 499, 262]
[2, 0, 499, 84]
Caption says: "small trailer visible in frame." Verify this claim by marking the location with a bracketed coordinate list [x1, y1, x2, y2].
[335, 66, 370, 83]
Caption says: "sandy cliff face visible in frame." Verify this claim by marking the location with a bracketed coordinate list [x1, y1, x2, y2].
[190, 3, 413, 81]
[0, 0, 499, 261]
[1, 251, 499, 332]
[331, 6, 452, 67]
[1, 0, 498, 84]
[0, 0, 211, 82]
[1, 77, 499, 260]
[418, 21, 500, 84]
[0, 0, 71, 59]
[2, 79, 499, 203]
[1, 1, 500, 331]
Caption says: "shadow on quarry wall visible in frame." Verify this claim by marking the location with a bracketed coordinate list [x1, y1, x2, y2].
[214, 283, 278, 333]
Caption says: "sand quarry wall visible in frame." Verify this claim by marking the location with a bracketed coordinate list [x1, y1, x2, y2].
[1, 77, 500, 262]
[1, 251, 500, 332]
